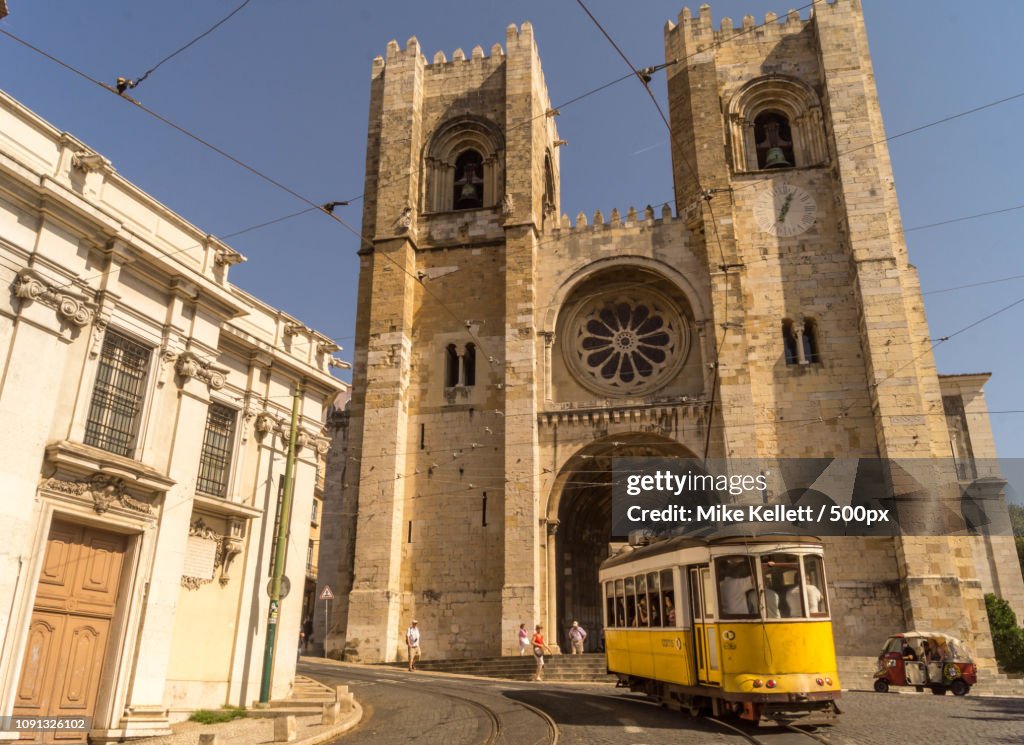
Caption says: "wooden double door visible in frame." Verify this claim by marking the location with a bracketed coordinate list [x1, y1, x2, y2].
[13, 521, 128, 743]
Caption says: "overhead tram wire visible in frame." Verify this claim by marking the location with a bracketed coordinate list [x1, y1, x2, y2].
[116, 0, 255, 92]
[0, 29, 492, 360]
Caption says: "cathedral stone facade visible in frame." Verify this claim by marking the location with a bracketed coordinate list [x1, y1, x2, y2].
[319, 1, 1024, 666]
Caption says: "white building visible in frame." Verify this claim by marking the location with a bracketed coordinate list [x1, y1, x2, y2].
[0, 89, 347, 742]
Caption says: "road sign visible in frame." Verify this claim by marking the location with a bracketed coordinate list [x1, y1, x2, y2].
[319, 585, 335, 601]
[267, 575, 291, 599]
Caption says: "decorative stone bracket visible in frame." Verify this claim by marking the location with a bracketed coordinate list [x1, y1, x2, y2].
[13, 268, 95, 328]
[41, 474, 153, 515]
[175, 351, 228, 390]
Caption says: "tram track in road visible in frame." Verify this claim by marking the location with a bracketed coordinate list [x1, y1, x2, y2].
[706, 716, 833, 745]
[301, 661, 558, 745]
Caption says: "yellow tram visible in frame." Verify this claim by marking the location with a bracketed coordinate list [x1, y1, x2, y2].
[599, 530, 841, 724]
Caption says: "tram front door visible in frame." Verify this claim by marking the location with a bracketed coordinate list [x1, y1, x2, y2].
[689, 565, 721, 686]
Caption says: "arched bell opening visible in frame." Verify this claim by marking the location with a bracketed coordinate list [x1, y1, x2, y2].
[546, 434, 698, 653]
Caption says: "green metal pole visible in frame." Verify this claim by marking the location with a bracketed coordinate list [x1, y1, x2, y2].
[259, 380, 302, 703]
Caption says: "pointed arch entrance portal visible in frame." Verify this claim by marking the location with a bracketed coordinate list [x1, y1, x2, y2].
[547, 435, 696, 652]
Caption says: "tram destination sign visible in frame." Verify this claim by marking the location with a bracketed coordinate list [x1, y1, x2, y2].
[610, 457, 1023, 538]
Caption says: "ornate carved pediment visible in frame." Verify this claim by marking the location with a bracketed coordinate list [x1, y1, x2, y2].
[13, 268, 94, 328]
[181, 517, 246, 590]
[41, 475, 153, 515]
[175, 351, 228, 390]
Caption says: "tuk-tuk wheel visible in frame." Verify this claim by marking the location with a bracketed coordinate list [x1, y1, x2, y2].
[950, 680, 969, 696]
[873, 679, 889, 693]
[930, 686, 948, 695]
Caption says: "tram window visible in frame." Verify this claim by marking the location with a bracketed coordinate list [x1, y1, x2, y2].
[661, 570, 676, 627]
[761, 553, 802, 618]
[647, 572, 660, 626]
[624, 577, 637, 627]
[606, 582, 616, 628]
[636, 575, 650, 627]
[615, 579, 626, 627]
[716, 557, 758, 619]
[689, 569, 702, 620]
[803, 555, 829, 617]
[701, 567, 716, 619]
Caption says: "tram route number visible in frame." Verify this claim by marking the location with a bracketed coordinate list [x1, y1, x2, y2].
[821, 505, 889, 526]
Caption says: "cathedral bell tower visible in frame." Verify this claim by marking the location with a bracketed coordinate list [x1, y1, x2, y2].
[664, 0, 991, 653]
[330, 26, 561, 662]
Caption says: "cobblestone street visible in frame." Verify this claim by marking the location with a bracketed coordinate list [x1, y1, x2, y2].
[301, 660, 1024, 745]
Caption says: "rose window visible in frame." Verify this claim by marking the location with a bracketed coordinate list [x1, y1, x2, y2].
[564, 292, 688, 396]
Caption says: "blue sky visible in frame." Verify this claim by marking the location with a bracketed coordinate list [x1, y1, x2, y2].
[1, 1, 1022, 454]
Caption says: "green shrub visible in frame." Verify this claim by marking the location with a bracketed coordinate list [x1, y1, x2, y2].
[984, 593, 1024, 673]
[188, 706, 247, 725]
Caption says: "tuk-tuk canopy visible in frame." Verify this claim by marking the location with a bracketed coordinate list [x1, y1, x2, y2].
[886, 631, 972, 662]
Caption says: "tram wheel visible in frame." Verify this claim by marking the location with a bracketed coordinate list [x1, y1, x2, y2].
[873, 679, 889, 693]
[930, 686, 948, 695]
[950, 680, 970, 696]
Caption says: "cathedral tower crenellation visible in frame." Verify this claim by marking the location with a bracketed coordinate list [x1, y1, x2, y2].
[320, 1, 1024, 668]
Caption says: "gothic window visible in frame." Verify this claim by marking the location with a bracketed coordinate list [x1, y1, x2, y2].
[196, 402, 237, 497]
[802, 319, 820, 364]
[943, 395, 976, 480]
[754, 112, 795, 169]
[543, 152, 556, 212]
[783, 317, 820, 366]
[424, 116, 504, 212]
[464, 343, 476, 386]
[84, 330, 152, 458]
[727, 76, 828, 173]
[445, 344, 459, 387]
[453, 150, 484, 210]
[443, 343, 476, 390]
[782, 319, 800, 365]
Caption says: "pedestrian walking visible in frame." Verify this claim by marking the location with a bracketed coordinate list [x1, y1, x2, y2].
[518, 623, 530, 655]
[568, 620, 587, 654]
[302, 616, 314, 652]
[406, 619, 421, 671]
[531, 624, 551, 681]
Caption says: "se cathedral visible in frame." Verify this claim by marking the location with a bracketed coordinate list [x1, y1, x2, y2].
[318, 0, 1024, 668]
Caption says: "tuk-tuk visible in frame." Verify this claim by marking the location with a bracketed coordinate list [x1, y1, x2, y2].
[874, 631, 976, 696]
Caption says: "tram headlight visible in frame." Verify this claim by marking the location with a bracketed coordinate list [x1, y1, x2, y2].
[752, 679, 763, 688]
[766, 679, 777, 689]
[825, 677, 833, 686]
[816, 678, 824, 686]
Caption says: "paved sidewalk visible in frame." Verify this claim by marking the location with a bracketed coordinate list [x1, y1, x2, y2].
[131, 673, 362, 745]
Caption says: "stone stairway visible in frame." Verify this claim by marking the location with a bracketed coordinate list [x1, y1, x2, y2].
[384, 653, 615, 682]
[254, 674, 339, 717]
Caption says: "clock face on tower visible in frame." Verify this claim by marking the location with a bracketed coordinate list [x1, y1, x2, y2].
[754, 183, 817, 237]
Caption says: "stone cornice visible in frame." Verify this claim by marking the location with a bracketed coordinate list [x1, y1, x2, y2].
[44, 439, 176, 494]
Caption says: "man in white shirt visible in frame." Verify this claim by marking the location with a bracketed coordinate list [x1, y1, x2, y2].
[568, 621, 587, 654]
[406, 620, 421, 671]
[719, 563, 755, 616]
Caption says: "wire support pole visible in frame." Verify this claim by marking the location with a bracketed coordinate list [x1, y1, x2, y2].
[259, 380, 303, 703]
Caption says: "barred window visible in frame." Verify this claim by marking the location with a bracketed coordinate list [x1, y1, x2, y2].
[197, 403, 237, 497]
[306, 540, 315, 574]
[84, 330, 152, 457]
[311, 498, 320, 524]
